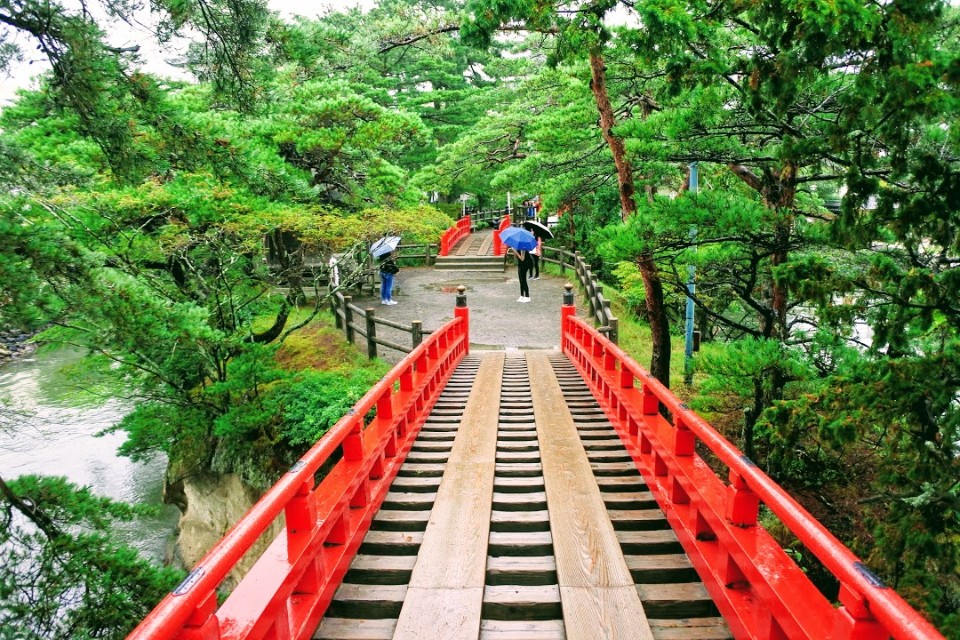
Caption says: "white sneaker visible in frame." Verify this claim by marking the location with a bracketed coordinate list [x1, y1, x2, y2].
[517, 296, 526, 302]
[387, 300, 398, 305]
[381, 300, 389, 305]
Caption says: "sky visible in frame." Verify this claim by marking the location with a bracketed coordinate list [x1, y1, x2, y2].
[0, 0, 374, 105]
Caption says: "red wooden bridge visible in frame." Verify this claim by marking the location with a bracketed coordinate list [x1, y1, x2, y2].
[127, 285, 945, 640]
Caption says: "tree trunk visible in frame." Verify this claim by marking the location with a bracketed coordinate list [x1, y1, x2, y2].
[744, 377, 763, 461]
[589, 51, 636, 220]
[728, 162, 797, 454]
[765, 166, 795, 343]
[589, 49, 671, 385]
[638, 255, 671, 384]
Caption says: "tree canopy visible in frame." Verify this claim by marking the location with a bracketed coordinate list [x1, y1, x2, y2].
[1, 0, 958, 635]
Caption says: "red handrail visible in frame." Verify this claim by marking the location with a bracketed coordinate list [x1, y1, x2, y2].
[561, 310, 944, 640]
[492, 215, 510, 256]
[439, 216, 471, 256]
[128, 306, 469, 640]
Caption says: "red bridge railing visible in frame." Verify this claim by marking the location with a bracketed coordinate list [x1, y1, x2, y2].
[560, 298, 944, 640]
[492, 214, 510, 256]
[127, 294, 470, 640]
[438, 216, 471, 256]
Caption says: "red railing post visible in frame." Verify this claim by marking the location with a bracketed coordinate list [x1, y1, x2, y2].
[400, 364, 414, 392]
[176, 593, 220, 640]
[641, 382, 659, 415]
[725, 470, 760, 527]
[454, 285, 469, 354]
[285, 477, 317, 560]
[561, 283, 576, 335]
[832, 584, 888, 640]
[376, 387, 393, 421]
[673, 412, 696, 457]
[341, 420, 364, 461]
[493, 215, 510, 256]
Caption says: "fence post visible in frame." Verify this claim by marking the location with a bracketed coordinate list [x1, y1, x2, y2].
[344, 296, 355, 343]
[366, 309, 377, 359]
[608, 316, 619, 345]
[454, 285, 469, 354]
[411, 320, 423, 349]
[561, 283, 575, 339]
[331, 288, 342, 330]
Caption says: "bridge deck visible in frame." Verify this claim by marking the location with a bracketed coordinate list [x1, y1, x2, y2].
[315, 351, 731, 640]
[452, 229, 496, 256]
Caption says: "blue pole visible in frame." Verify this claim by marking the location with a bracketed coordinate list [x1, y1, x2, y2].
[684, 163, 698, 385]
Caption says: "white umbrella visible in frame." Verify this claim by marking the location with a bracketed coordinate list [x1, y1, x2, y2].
[370, 236, 401, 257]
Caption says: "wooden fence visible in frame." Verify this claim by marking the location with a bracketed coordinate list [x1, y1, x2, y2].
[541, 245, 619, 344]
[468, 208, 508, 229]
[328, 288, 434, 359]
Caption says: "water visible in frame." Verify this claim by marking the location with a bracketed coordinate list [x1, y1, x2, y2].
[0, 348, 179, 563]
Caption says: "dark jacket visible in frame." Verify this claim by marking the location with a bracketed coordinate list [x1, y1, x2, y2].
[379, 255, 399, 274]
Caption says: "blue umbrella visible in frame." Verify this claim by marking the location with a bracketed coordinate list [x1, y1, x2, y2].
[499, 226, 538, 251]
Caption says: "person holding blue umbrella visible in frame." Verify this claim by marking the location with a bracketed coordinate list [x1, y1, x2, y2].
[499, 226, 538, 303]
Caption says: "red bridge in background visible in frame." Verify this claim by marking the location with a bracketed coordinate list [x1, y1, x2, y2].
[127, 284, 945, 640]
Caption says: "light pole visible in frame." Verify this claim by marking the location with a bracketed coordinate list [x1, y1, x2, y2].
[684, 162, 698, 386]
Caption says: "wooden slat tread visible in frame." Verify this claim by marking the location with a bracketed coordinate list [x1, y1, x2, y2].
[479, 619, 565, 640]
[315, 617, 395, 640]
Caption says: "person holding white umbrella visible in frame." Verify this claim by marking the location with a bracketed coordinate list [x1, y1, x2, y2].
[371, 236, 401, 305]
[377, 251, 399, 305]
[522, 220, 552, 281]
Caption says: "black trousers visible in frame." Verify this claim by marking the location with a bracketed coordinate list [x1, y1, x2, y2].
[531, 255, 540, 278]
[518, 263, 530, 297]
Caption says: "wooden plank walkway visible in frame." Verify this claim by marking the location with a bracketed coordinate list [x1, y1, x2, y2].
[315, 351, 731, 640]
[527, 352, 654, 640]
[393, 352, 504, 638]
[453, 230, 495, 256]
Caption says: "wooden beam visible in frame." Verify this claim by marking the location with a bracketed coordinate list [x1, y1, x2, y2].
[393, 352, 505, 639]
[527, 351, 655, 640]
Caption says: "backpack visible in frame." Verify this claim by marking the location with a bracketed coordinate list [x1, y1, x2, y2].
[380, 258, 399, 275]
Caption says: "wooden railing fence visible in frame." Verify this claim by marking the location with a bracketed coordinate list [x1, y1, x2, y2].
[468, 208, 508, 229]
[329, 288, 433, 359]
[541, 245, 619, 343]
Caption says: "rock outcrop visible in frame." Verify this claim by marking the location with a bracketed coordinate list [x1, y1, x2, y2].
[167, 472, 283, 591]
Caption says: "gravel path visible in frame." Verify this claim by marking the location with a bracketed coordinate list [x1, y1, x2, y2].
[346, 266, 588, 363]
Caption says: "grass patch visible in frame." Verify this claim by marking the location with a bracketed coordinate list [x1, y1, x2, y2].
[275, 309, 388, 376]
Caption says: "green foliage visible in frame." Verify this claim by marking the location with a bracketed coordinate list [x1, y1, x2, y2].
[280, 368, 387, 446]
[0, 475, 184, 640]
[1, 0, 958, 632]
[609, 261, 646, 318]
